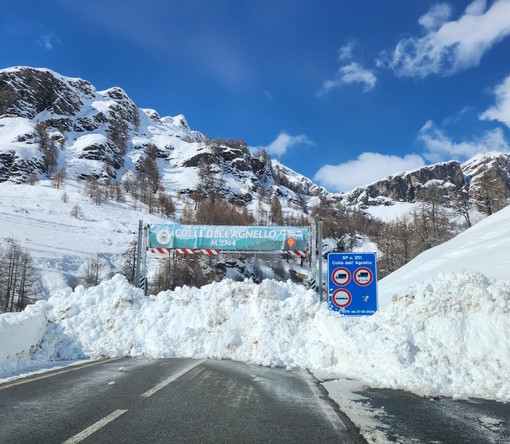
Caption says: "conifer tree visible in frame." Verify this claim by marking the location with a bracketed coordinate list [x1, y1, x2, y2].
[270, 196, 283, 225]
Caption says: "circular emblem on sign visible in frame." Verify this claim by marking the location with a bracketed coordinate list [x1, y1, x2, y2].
[156, 229, 172, 245]
[286, 237, 297, 248]
[354, 267, 373, 286]
[332, 267, 351, 286]
[331, 289, 352, 309]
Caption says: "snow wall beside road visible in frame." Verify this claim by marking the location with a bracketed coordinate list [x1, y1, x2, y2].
[1, 273, 509, 401]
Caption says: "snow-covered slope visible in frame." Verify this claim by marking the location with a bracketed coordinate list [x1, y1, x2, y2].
[338, 152, 510, 212]
[379, 204, 510, 309]
[0, 67, 197, 182]
[0, 180, 172, 294]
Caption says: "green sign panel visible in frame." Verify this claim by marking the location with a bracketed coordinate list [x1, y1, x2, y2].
[149, 224, 308, 252]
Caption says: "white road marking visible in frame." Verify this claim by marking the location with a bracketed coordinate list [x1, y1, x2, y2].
[62, 409, 128, 444]
[0, 358, 123, 391]
[141, 359, 205, 398]
[301, 368, 348, 431]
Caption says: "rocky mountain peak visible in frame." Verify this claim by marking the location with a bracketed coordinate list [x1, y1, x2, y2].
[142, 108, 160, 121]
[0, 67, 93, 119]
[339, 160, 465, 207]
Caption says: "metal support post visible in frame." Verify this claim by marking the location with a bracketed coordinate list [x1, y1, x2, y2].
[142, 224, 148, 296]
[318, 221, 323, 302]
[311, 224, 317, 275]
[135, 219, 143, 289]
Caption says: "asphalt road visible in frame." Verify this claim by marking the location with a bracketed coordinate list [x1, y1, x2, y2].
[354, 386, 510, 443]
[0, 358, 364, 443]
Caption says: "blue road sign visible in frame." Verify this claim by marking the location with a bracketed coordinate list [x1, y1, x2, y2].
[328, 252, 378, 316]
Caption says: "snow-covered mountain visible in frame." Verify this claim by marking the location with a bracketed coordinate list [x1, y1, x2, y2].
[0, 66, 321, 214]
[1, 66, 509, 220]
[1, 66, 510, 289]
[339, 152, 510, 215]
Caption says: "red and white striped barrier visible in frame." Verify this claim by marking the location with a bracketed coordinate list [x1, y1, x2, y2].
[150, 248, 196, 255]
[287, 250, 307, 257]
[150, 248, 171, 254]
[199, 249, 219, 255]
[175, 249, 195, 254]
[149, 249, 307, 257]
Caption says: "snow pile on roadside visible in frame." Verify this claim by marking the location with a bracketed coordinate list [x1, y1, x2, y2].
[379, 204, 510, 308]
[0, 306, 46, 374]
[326, 272, 510, 401]
[2, 272, 509, 401]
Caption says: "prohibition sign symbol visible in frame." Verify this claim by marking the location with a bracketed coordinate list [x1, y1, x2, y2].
[332, 267, 351, 286]
[331, 289, 352, 309]
[354, 267, 373, 286]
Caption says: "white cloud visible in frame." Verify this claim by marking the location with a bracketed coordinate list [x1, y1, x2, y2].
[317, 62, 377, 97]
[378, 0, 510, 78]
[480, 74, 510, 128]
[419, 120, 510, 162]
[315, 116, 510, 193]
[314, 152, 425, 192]
[37, 32, 61, 51]
[418, 3, 453, 31]
[442, 106, 473, 126]
[253, 132, 313, 157]
[338, 41, 356, 61]
[264, 90, 273, 102]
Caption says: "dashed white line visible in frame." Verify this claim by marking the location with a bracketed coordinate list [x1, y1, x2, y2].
[141, 359, 205, 398]
[60, 359, 204, 443]
[63, 409, 128, 444]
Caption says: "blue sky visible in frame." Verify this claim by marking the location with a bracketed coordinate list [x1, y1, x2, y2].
[2, 0, 510, 191]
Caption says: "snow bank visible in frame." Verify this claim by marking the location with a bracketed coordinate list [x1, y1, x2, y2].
[41, 275, 320, 364]
[0, 304, 46, 374]
[324, 272, 510, 401]
[2, 272, 508, 401]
